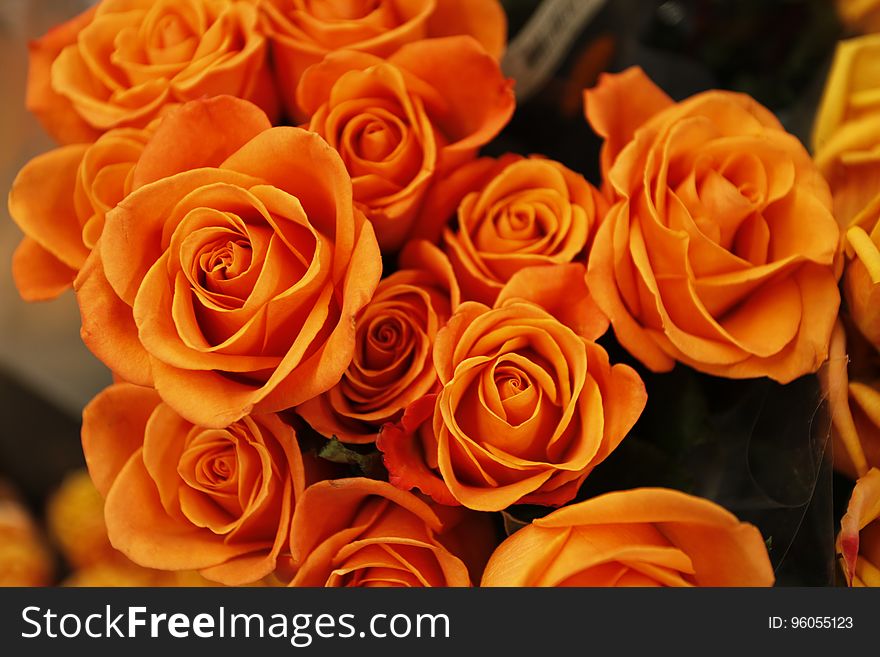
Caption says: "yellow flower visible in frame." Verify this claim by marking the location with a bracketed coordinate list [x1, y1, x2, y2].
[838, 468, 880, 586]
[814, 34, 880, 227]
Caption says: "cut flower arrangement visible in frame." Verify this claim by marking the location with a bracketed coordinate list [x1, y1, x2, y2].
[3, 0, 879, 588]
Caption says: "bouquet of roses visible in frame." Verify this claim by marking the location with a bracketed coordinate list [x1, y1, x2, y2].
[5, 0, 878, 588]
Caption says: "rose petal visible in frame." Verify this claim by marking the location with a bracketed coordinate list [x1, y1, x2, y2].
[81, 382, 161, 497]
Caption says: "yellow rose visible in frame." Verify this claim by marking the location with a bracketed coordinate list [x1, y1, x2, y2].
[821, 321, 880, 478]
[813, 34, 880, 226]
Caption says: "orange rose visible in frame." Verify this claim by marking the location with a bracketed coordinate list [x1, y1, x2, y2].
[429, 154, 608, 305]
[75, 95, 381, 428]
[81, 382, 305, 585]
[379, 265, 645, 510]
[481, 488, 775, 587]
[585, 67, 840, 383]
[298, 240, 458, 443]
[288, 477, 489, 586]
[822, 321, 880, 479]
[838, 468, 880, 586]
[296, 36, 515, 251]
[813, 35, 880, 226]
[9, 125, 150, 301]
[28, 0, 277, 144]
[261, 0, 506, 118]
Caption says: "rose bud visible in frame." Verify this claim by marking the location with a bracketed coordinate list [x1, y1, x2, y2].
[81, 382, 306, 585]
[379, 264, 643, 511]
[298, 240, 459, 443]
[420, 154, 608, 306]
[9, 125, 150, 300]
[288, 477, 490, 587]
[74, 95, 381, 428]
[481, 488, 774, 587]
[585, 67, 840, 383]
[296, 36, 514, 251]
[27, 0, 277, 144]
[260, 0, 506, 119]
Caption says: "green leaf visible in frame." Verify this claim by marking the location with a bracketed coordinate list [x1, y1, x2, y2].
[500, 505, 550, 536]
[318, 437, 387, 480]
[501, 510, 530, 537]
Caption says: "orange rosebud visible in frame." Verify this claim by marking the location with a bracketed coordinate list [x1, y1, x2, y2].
[288, 477, 484, 586]
[380, 266, 645, 511]
[434, 154, 608, 306]
[261, 0, 506, 119]
[74, 96, 381, 428]
[585, 67, 840, 383]
[0, 492, 53, 586]
[820, 321, 880, 479]
[27, 0, 277, 144]
[298, 240, 458, 443]
[9, 126, 150, 301]
[81, 382, 306, 585]
[837, 468, 880, 586]
[813, 35, 880, 227]
[481, 488, 775, 587]
[296, 36, 514, 251]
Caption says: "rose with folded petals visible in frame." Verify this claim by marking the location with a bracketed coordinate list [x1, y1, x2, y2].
[481, 488, 775, 587]
[288, 477, 487, 587]
[821, 322, 880, 479]
[81, 382, 305, 585]
[423, 154, 608, 305]
[260, 0, 507, 119]
[379, 265, 644, 510]
[75, 95, 381, 428]
[9, 125, 150, 301]
[813, 35, 880, 226]
[585, 67, 840, 383]
[838, 468, 880, 587]
[28, 0, 277, 144]
[298, 240, 458, 444]
[296, 36, 515, 251]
